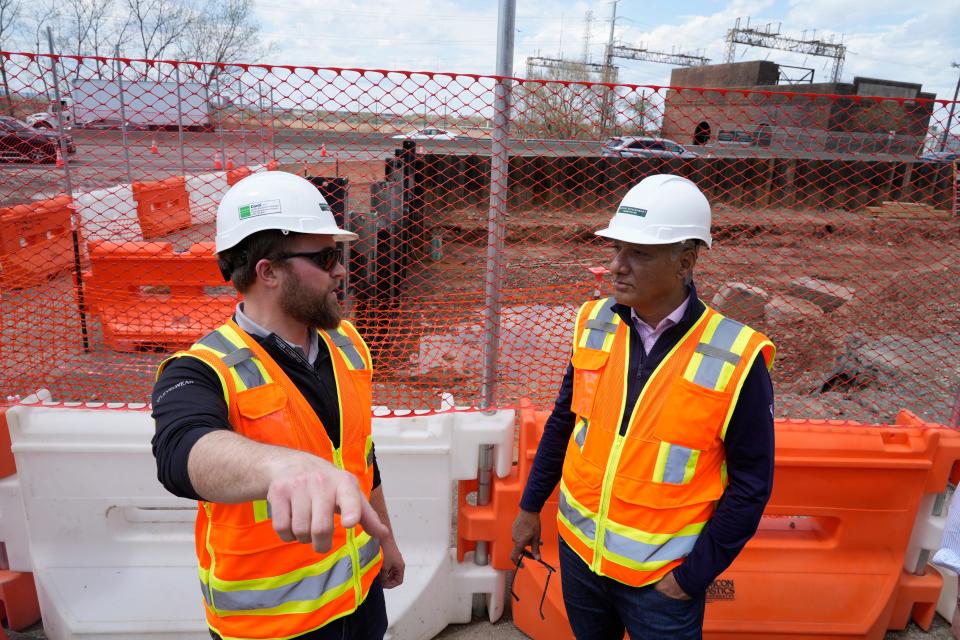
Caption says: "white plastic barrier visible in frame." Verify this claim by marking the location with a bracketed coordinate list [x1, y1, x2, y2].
[73, 185, 143, 242]
[905, 489, 956, 621]
[7, 398, 514, 640]
[0, 474, 32, 572]
[185, 172, 228, 225]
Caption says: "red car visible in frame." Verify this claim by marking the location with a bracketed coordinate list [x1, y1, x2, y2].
[0, 115, 76, 163]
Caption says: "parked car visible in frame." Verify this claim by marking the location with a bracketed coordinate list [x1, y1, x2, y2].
[601, 136, 699, 159]
[83, 118, 149, 131]
[391, 127, 457, 141]
[918, 151, 959, 163]
[0, 115, 76, 163]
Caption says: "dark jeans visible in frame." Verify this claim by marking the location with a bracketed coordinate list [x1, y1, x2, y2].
[209, 578, 388, 640]
[559, 538, 705, 640]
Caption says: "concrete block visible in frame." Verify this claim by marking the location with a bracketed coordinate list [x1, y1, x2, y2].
[710, 282, 769, 327]
[764, 294, 823, 323]
[787, 277, 855, 313]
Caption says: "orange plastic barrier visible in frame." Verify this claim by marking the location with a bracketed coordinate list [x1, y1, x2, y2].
[227, 166, 253, 185]
[0, 571, 40, 631]
[0, 195, 74, 288]
[83, 241, 236, 352]
[131, 176, 192, 239]
[478, 405, 960, 640]
[0, 409, 15, 478]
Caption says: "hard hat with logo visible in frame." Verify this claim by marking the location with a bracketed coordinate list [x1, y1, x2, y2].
[215, 171, 357, 253]
[595, 174, 712, 248]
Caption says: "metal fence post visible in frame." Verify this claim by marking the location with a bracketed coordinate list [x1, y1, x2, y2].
[475, 0, 515, 569]
[114, 46, 133, 184]
[47, 28, 89, 352]
[174, 63, 186, 176]
[216, 75, 228, 170]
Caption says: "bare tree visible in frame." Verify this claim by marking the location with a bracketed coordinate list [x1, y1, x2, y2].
[0, 0, 21, 114]
[177, 0, 268, 86]
[58, 0, 117, 78]
[516, 65, 607, 140]
[122, 0, 193, 77]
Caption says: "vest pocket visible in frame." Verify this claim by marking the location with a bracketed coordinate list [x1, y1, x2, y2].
[652, 377, 732, 451]
[571, 348, 609, 419]
[235, 383, 297, 448]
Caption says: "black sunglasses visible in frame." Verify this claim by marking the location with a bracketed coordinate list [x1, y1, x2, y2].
[271, 247, 342, 272]
[510, 549, 556, 621]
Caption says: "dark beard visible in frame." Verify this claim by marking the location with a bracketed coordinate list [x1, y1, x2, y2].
[278, 272, 342, 330]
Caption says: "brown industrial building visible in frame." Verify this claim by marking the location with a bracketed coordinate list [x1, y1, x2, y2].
[659, 60, 936, 156]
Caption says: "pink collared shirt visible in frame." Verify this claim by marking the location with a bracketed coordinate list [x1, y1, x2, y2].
[630, 295, 690, 355]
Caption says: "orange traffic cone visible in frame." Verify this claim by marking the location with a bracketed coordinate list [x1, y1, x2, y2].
[267, 159, 278, 170]
[213, 155, 222, 170]
[320, 143, 328, 157]
[55, 146, 64, 168]
[226, 159, 234, 170]
[150, 138, 158, 154]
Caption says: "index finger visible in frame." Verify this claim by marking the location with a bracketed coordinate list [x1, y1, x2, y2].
[335, 479, 389, 539]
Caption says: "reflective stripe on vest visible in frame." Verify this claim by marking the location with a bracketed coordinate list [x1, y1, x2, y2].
[323, 326, 368, 371]
[560, 482, 706, 570]
[684, 315, 750, 391]
[577, 297, 620, 352]
[573, 417, 589, 449]
[200, 534, 381, 614]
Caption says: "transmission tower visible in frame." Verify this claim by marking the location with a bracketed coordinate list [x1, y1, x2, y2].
[525, 56, 613, 81]
[611, 43, 710, 67]
[725, 16, 846, 82]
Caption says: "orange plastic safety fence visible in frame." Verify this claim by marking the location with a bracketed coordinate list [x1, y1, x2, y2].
[0, 51, 957, 422]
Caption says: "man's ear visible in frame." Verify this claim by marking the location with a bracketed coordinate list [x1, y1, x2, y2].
[254, 258, 283, 289]
[677, 246, 699, 280]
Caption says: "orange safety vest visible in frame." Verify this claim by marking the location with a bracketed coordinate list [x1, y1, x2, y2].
[158, 319, 383, 640]
[558, 297, 775, 588]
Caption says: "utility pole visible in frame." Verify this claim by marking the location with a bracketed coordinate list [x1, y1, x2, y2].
[599, 0, 619, 133]
[939, 62, 960, 153]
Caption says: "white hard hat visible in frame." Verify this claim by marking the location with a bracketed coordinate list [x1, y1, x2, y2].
[215, 171, 358, 253]
[595, 174, 712, 248]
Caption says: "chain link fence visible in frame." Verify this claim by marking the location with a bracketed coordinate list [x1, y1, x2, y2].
[0, 51, 958, 423]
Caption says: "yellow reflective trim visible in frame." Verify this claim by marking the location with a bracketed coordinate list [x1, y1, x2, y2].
[652, 441, 671, 483]
[720, 460, 728, 487]
[682, 449, 700, 484]
[252, 500, 269, 523]
[558, 482, 598, 549]
[209, 545, 353, 593]
[719, 341, 775, 440]
[577, 299, 606, 350]
[714, 326, 751, 391]
[604, 516, 706, 545]
[683, 313, 723, 381]
[219, 579, 355, 618]
[340, 321, 373, 370]
[572, 300, 594, 352]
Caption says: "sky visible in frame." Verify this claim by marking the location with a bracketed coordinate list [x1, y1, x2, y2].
[253, 0, 960, 103]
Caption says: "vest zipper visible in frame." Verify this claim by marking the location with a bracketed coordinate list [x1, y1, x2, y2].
[592, 329, 633, 572]
[202, 501, 217, 613]
[333, 447, 363, 605]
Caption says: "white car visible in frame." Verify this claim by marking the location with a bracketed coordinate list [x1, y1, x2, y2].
[391, 127, 457, 141]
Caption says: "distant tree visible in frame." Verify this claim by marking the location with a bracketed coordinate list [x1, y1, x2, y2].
[516, 64, 607, 140]
[0, 0, 21, 114]
[122, 0, 193, 77]
[177, 0, 268, 86]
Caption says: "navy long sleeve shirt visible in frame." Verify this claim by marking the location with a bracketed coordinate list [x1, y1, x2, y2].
[519, 286, 775, 596]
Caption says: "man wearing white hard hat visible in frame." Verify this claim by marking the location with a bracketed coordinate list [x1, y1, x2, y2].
[511, 174, 776, 639]
[152, 171, 404, 640]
